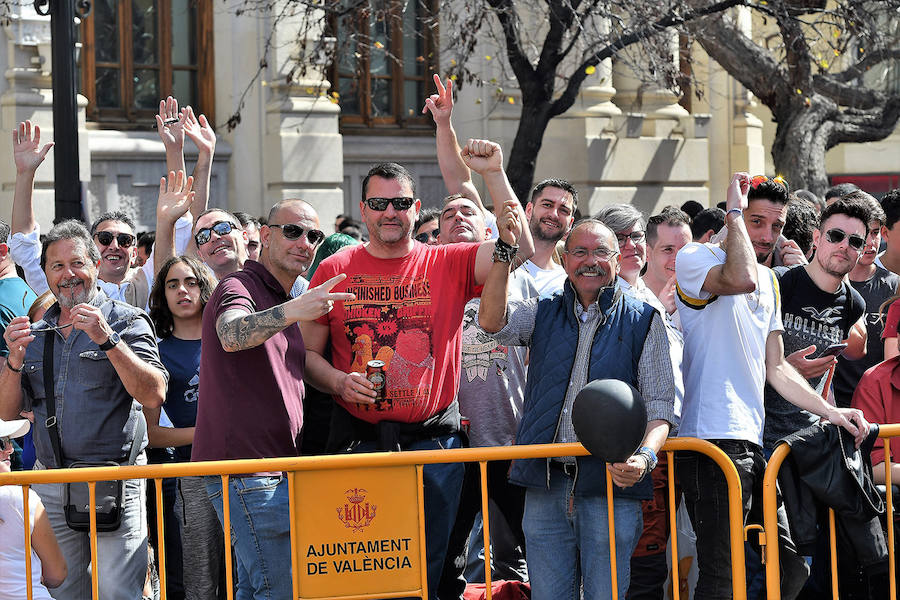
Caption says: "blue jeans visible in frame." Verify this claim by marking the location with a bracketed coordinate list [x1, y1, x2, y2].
[206, 475, 291, 600]
[523, 468, 643, 600]
[32, 458, 148, 600]
[351, 433, 464, 600]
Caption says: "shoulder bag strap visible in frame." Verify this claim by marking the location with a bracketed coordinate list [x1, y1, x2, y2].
[127, 410, 146, 465]
[42, 333, 64, 468]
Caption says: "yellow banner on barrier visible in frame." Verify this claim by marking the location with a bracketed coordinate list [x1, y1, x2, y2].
[294, 465, 425, 598]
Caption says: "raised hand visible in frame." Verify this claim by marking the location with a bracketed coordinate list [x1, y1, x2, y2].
[422, 74, 453, 126]
[182, 106, 216, 157]
[498, 199, 521, 246]
[726, 172, 750, 213]
[155, 96, 185, 150]
[12, 121, 53, 174]
[461, 138, 503, 175]
[156, 170, 195, 224]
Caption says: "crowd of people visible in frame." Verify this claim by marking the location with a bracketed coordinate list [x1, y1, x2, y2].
[0, 77, 898, 600]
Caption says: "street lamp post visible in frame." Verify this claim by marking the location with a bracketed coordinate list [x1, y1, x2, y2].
[34, 0, 90, 222]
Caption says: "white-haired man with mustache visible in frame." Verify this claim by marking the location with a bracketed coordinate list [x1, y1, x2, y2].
[0, 219, 167, 600]
[478, 217, 676, 600]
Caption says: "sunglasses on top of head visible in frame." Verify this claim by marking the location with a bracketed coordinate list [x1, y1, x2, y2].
[268, 224, 326, 245]
[194, 220, 238, 246]
[93, 231, 135, 248]
[365, 197, 415, 211]
[823, 228, 865, 251]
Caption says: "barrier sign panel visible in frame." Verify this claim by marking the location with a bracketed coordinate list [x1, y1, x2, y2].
[294, 464, 424, 598]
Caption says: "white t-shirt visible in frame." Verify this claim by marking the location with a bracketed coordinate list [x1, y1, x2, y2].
[0, 486, 52, 600]
[675, 243, 783, 445]
[521, 259, 567, 296]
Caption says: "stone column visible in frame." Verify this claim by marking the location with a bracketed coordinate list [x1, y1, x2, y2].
[261, 4, 344, 228]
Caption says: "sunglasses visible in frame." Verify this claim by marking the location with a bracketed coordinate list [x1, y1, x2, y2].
[750, 175, 787, 189]
[365, 197, 415, 211]
[268, 224, 326, 245]
[414, 228, 440, 244]
[194, 221, 237, 246]
[0, 437, 10, 452]
[824, 228, 865, 251]
[94, 231, 135, 248]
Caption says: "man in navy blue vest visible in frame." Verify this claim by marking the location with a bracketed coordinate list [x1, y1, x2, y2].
[479, 216, 677, 600]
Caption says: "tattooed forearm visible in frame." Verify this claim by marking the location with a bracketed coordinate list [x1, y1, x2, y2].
[216, 306, 289, 352]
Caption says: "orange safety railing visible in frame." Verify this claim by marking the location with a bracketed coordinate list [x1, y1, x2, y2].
[0, 438, 747, 600]
[762, 422, 900, 600]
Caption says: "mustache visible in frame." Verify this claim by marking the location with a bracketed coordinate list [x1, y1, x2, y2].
[58, 277, 83, 288]
[575, 265, 608, 277]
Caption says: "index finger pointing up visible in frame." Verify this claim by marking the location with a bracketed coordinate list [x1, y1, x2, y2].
[317, 273, 348, 292]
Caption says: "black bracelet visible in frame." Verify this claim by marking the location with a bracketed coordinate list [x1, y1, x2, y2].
[496, 238, 515, 251]
[5, 361, 22, 373]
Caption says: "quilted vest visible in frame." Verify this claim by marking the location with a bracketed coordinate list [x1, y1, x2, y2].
[510, 280, 657, 499]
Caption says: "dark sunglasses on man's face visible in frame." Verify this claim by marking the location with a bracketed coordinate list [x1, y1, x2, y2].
[268, 224, 325, 245]
[0, 437, 10, 452]
[824, 228, 865, 251]
[365, 197, 415, 211]
[194, 221, 237, 246]
[414, 228, 440, 244]
[94, 231, 135, 248]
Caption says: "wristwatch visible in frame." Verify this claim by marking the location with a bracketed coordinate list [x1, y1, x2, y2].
[99, 331, 121, 352]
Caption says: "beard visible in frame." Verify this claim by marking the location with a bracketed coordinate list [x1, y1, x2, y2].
[56, 277, 95, 309]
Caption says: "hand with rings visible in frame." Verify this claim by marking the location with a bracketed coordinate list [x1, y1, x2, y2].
[70, 303, 114, 345]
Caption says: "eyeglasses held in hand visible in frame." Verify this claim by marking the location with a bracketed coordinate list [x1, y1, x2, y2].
[29, 322, 73, 334]
[414, 228, 440, 244]
[94, 231, 135, 248]
[194, 221, 237, 246]
[824, 228, 865, 251]
[365, 197, 415, 211]
[268, 224, 326, 245]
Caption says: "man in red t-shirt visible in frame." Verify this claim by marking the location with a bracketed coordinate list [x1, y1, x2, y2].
[303, 141, 530, 598]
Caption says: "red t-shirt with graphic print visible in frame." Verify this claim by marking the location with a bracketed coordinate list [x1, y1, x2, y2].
[310, 242, 480, 424]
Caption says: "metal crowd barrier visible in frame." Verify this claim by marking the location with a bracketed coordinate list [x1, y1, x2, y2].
[0, 438, 747, 600]
[762, 422, 900, 600]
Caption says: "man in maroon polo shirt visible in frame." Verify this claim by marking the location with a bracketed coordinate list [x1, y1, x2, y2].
[191, 199, 353, 600]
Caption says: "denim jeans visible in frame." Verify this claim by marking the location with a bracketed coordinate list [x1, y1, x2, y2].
[351, 433, 465, 600]
[206, 474, 291, 600]
[678, 440, 809, 600]
[32, 458, 148, 600]
[522, 468, 643, 600]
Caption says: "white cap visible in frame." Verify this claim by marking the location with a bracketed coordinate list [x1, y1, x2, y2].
[0, 418, 30, 439]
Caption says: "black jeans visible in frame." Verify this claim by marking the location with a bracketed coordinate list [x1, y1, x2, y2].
[678, 440, 809, 600]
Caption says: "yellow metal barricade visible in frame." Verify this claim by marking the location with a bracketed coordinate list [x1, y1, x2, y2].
[762, 422, 900, 600]
[0, 438, 747, 600]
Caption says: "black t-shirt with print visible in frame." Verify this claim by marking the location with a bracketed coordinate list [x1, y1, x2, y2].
[833, 266, 899, 408]
[762, 265, 865, 448]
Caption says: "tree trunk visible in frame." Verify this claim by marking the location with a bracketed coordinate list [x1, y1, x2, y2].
[505, 101, 554, 203]
[770, 99, 834, 197]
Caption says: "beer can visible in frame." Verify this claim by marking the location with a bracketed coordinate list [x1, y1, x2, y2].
[366, 360, 386, 401]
